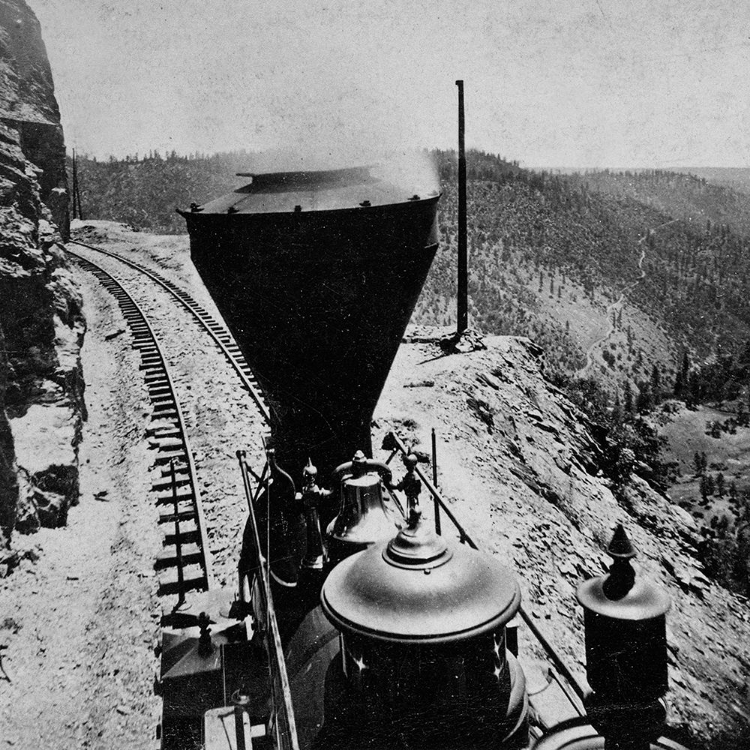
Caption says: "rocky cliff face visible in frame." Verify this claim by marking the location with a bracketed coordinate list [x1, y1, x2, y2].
[0, 0, 84, 556]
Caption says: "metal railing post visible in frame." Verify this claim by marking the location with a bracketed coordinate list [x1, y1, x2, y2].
[431, 428, 441, 535]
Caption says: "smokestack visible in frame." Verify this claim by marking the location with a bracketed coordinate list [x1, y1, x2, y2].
[456, 80, 468, 335]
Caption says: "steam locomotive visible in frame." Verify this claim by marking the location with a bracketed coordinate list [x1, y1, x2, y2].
[165, 155, 694, 750]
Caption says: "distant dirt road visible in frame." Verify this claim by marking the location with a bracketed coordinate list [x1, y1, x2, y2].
[576, 219, 678, 379]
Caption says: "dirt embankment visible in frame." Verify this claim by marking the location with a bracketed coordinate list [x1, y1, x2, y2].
[0, 269, 161, 750]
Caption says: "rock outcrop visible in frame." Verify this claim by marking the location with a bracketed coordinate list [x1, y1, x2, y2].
[378, 332, 750, 746]
[0, 0, 84, 553]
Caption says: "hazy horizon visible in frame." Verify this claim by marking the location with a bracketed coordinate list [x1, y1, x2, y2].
[32, 0, 750, 170]
[70, 148, 750, 178]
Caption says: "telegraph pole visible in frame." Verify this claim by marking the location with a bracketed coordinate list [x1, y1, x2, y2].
[71, 148, 83, 221]
[456, 80, 468, 335]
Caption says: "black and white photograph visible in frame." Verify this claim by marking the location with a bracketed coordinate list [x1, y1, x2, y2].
[0, 1, 748, 748]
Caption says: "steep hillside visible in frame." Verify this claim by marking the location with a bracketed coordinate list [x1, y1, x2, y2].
[376, 331, 750, 747]
[415, 160, 679, 389]
[418, 154, 750, 388]
[568, 169, 750, 239]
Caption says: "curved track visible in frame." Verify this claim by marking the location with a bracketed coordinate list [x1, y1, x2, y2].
[68, 239, 271, 425]
[65, 246, 214, 607]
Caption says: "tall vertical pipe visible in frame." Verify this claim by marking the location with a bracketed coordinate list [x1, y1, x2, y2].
[431, 428, 441, 535]
[456, 80, 468, 334]
[71, 148, 84, 221]
[71, 148, 78, 220]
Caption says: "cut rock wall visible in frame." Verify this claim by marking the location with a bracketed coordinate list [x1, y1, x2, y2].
[0, 0, 84, 554]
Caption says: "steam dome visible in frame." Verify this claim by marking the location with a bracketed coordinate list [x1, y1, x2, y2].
[320, 513, 528, 748]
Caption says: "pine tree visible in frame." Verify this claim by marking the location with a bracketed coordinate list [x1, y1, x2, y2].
[623, 381, 634, 414]
[688, 372, 701, 409]
[650, 363, 661, 402]
[673, 370, 684, 398]
[636, 383, 652, 414]
[700, 474, 710, 500]
[693, 451, 704, 476]
[611, 393, 623, 425]
[716, 472, 725, 497]
[681, 351, 690, 383]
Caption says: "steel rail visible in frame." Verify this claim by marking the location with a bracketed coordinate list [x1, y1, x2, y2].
[385, 430, 590, 703]
[68, 239, 271, 424]
[66, 246, 215, 603]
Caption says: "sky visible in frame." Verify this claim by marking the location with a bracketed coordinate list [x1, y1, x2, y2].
[30, 0, 750, 168]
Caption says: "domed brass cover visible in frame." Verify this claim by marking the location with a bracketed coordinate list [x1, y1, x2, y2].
[321, 519, 521, 643]
[577, 526, 670, 621]
[576, 574, 670, 621]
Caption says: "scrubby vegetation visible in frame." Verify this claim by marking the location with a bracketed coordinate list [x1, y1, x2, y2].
[72, 150, 256, 233]
[559, 345, 750, 596]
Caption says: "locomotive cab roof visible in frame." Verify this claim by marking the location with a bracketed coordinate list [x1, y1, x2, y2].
[188, 165, 439, 215]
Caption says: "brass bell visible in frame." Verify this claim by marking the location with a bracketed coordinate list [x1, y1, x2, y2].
[326, 450, 402, 564]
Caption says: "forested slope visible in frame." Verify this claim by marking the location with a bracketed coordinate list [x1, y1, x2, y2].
[568, 169, 750, 238]
[73, 150, 750, 384]
[75, 151, 256, 233]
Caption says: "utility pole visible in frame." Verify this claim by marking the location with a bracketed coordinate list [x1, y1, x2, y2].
[71, 148, 84, 221]
[71, 148, 77, 220]
[456, 80, 468, 335]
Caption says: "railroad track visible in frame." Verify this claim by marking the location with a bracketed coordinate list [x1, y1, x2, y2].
[68, 239, 271, 424]
[66, 247, 214, 611]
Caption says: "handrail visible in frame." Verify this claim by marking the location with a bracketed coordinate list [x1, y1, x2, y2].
[383, 431, 590, 703]
[237, 451, 300, 750]
[384, 432, 478, 548]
